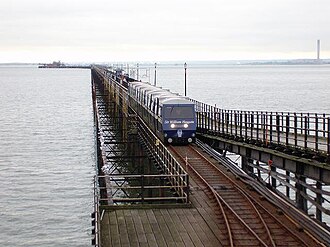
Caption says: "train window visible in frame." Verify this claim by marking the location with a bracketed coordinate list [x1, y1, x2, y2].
[163, 106, 194, 119]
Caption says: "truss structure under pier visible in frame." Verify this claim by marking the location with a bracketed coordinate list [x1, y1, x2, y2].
[92, 67, 189, 206]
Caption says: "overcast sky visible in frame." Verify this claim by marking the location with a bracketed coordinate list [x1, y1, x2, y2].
[0, 0, 329, 63]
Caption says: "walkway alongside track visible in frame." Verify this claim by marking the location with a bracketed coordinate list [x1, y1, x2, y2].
[169, 144, 324, 247]
[92, 65, 329, 246]
[98, 144, 326, 247]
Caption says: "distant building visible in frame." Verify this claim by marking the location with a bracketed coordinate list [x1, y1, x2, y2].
[38, 61, 64, 68]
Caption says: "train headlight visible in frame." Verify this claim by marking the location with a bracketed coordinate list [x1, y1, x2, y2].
[170, 124, 176, 128]
[183, 123, 189, 128]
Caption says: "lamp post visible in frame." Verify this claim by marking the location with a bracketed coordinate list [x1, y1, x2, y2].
[184, 62, 187, 96]
[154, 63, 157, 86]
[137, 63, 139, 81]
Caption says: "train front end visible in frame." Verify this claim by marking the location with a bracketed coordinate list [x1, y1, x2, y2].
[161, 99, 196, 144]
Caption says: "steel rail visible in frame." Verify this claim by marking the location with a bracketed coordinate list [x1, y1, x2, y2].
[188, 145, 275, 247]
[196, 139, 328, 246]
[169, 146, 234, 247]
[189, 146, 276, 247]
[170, 146, 271, 247]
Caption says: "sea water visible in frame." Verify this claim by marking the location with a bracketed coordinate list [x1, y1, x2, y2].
[0, 66, 94, 247]
[1, 64, 329, 246]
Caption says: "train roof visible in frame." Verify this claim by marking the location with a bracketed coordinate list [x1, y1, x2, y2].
[129, 80, 192, 105]
[161, 98, 193, 105]
[130, 81, 178, 96]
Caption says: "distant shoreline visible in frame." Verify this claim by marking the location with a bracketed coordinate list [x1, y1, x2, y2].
[0, 59, 329, 67]
[38, 65, 91, 69]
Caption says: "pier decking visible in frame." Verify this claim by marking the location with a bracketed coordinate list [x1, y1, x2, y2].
[91, 65, 330, 247]
[99, 154, 320, 247]
[100, 207, 221, 247]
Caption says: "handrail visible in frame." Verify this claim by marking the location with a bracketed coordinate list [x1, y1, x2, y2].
[192, 99, 329, 156]
[92, 66, 190, 205]
[93, 176, 101, 247]
[137, 114, 190, 203]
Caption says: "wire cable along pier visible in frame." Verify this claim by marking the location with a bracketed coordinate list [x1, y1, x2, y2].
[91, 65, 330, 246]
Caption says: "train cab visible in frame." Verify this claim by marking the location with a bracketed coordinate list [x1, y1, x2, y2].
[160, 98, 196, 144]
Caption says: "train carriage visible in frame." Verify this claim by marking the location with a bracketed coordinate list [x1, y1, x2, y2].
[128, 81, 196, 144]
[160, 97, 196, 144]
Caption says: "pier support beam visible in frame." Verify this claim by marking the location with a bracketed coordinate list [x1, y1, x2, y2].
[316, 181, 322, 222]
[286, 171, 290, 198]
[241, 156, 254, 175]
[296, 163, 307, 213]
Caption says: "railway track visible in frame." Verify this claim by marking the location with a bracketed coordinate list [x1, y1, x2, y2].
[169, 144, 323, 247]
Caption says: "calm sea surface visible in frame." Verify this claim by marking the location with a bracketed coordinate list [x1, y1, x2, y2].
[0, 66, 94, 247]
[0, 64, 329, 246]
[141, 64, 330, 113]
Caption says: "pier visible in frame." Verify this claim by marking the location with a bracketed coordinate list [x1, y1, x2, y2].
[91, 65, 330, 246]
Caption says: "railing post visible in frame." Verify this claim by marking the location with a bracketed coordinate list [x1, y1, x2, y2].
[269, 112, 273, 144]
[230, 110, 233, 136]
[300, 113, 303, 135]
[226, 111, 229, 135]
[276, 113, 280, 144]
[200, 104, 203, 131]
[307, 113, 310, 135]
[212, 108, 215, 132]
[207, 108, 210, 133]
[262, 112, 266, 143]
[265, 112, 269, 145]
[221, 110, 225, 134]
[294, 113, 298, 147]
[239, 112, 243, 138]
[304, 116, 308, 150]
[315, 114, 319, 151]
[327, 117, 330, 155]
[256, 112, 260, 142]
[244, 112, 248, 140]
[203, 104, 206, 133]
[217, 111, 220, 134]
[285, 115, 290, 146]
[234, 111, 238, 137]
[323, 113, 326, 138]
[251, 112, 254, 140]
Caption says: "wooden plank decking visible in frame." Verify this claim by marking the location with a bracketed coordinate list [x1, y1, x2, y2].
[100, 207, 221, 247]
[100, 178, 224, 247]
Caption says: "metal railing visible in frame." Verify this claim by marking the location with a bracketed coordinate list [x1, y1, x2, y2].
[192, 100, 330, 156]
[92, 176, 101, 247]
[92, 67, 190, 205]
[97, 174, 188, 204]
[137, 115, 190, 203]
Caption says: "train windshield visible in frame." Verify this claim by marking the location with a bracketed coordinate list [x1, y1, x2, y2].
[164, 106, 194, 119]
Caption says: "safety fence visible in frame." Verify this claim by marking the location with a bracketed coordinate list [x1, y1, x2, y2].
[92, 66, 189, 205]
[137, 115, 190, 204]
[192, 100, 330, 156]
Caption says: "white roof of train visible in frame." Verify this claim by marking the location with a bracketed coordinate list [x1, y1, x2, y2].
[162, 98, 193, 105]
[129, 81, 192, 105]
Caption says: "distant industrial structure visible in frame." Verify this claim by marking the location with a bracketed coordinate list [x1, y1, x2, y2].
[317, 39, 321, 60]
[38, 61, 90, 69]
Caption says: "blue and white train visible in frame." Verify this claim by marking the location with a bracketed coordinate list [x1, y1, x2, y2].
[128, 81, 196, 144]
